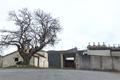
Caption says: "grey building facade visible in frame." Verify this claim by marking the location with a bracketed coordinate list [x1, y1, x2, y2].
[48, 48, 84, 69]
[48, 45, 120, 71]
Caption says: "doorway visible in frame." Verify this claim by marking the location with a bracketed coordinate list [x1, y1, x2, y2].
[63, 54, 76, 68]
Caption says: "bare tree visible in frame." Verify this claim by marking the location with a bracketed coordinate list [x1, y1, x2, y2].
[0, 8, 62, 65]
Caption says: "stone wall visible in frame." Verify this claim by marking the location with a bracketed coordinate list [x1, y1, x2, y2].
[2, 51, 48, 68]
[78, 54, 120, 71]
[2, 51, 23, 67]
[101, 56, 112, 70]
[79, 55, 90, 69]
[113, 56, 120, 71]
[90, 56, 101, 70]
[0, 56, 3, 67]
[48, 50, 120, 71]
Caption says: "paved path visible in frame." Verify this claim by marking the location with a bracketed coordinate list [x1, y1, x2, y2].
[0, 69, 120, 80]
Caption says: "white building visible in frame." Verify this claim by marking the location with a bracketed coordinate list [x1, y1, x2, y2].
[2, 51, 49, 68]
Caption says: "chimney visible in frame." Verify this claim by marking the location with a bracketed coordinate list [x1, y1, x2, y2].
[88, 42, 90, 46]
[93, 42, 95, 46]
[118, 44, 120, 48]
[103, 42, 105, 46]
[98, 42, 100, 46]
[113, 44, 115, 48]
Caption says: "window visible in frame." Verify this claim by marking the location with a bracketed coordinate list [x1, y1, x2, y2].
[14, 58, 18, 62]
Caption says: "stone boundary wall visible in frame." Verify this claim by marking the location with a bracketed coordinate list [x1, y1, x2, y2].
[78, 55, 120, 71]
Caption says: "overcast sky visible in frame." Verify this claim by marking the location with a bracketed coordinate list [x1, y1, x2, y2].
[0, 0, 120, 54]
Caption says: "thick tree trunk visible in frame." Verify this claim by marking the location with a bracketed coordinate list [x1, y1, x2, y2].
[18, 49, 32, 66]
[22, 56, 31, 65]
[18, 48, 39, 66]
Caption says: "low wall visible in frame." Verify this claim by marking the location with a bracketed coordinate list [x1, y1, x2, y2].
[90, 56, 101, 70]
[113, 56, 120, 71]
[78, 55, 120, 71]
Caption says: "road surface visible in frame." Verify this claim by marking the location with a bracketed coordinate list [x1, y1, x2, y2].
[0, 69, 120, 80]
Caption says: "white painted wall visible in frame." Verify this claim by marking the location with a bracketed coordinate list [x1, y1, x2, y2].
[2, 51, 49, 68]
[87, 50, 110, 56]
[0, 56, 3, 67]
[34, 51, 49, 68]
[34, 57, 39, 67]
[38, 51, 48, 68]
[2, 51, 23, 67]
[39, 57, 48, 68]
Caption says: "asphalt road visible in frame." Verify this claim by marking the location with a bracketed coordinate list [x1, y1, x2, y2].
[0, 69, 120, 80]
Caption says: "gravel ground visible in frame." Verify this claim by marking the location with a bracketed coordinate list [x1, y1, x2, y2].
[0, 69, 120, 80]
